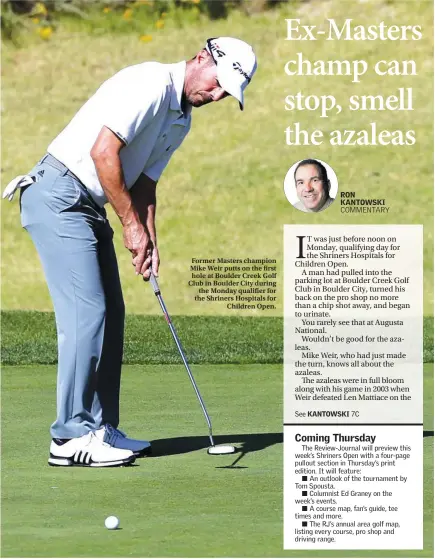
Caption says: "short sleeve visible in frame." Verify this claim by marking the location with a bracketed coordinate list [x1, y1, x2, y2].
[101, 66, 169, 146]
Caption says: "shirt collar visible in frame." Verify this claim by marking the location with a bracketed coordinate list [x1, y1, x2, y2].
[169, 61, 191, 118]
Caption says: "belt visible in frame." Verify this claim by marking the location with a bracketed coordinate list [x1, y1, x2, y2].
[40, 153, 100, 210]
[40, 153, 81, 181]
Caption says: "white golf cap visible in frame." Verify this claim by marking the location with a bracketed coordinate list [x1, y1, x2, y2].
[205, 37, 257, 111]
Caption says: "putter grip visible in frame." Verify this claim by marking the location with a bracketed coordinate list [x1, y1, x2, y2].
[149, 273, 160, 294]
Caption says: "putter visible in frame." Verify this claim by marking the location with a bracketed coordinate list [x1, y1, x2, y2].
[149, 272, 236, 456]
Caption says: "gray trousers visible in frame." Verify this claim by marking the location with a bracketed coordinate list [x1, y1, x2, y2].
[20, 155, 124, 439]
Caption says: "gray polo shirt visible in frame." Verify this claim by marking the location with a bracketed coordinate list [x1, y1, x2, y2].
[48, 61, 191, 207]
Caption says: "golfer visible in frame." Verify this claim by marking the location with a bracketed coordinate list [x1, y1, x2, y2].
[4, 37, 257, 467]
[293, 159, 335, 213]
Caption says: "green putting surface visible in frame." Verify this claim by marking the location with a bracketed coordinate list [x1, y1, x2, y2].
[1, 363, 433, 557]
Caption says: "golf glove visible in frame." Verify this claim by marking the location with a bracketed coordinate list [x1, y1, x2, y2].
[2, 175, 35, 202]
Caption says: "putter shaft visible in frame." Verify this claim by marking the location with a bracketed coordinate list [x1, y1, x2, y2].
[149, 273, 215, 447]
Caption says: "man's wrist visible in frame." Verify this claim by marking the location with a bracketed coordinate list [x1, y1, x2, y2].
[120, 210, 141, 229]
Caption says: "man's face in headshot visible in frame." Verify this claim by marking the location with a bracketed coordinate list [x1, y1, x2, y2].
[295, 164, 328, 212]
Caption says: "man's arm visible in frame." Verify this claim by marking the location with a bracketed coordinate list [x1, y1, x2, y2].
[90, 126, 152, 277]
[129, 173, 160, 278]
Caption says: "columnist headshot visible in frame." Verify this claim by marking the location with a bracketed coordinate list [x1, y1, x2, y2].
[284, 159, 338, 213]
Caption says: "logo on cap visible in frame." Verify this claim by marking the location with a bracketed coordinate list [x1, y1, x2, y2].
[209, 41, 226, 58]
[232, 61, 251, 83]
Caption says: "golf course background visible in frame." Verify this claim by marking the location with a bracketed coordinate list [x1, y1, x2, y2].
[1, 0, 433, 557]
[1, 0, 433, 316]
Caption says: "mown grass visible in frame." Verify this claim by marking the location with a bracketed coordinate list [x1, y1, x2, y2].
[1, 311, 433, 365]
[1, 0, 433, 316]
[1, 362, 433, 557]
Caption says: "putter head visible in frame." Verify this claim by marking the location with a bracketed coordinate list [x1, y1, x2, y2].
[207, 444, 237, 456]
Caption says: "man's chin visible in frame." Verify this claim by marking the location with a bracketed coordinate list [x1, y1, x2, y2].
[187, 96, 212, 108]
[302, 198, 322, 211]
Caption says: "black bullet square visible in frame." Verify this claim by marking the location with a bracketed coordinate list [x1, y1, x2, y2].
[302, 506, 307, 511]
[302, 521, 308, 527]
[302, 491, 307, 496]
[302, 476, 308, 481]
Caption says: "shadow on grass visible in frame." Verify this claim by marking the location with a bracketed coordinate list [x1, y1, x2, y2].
[149, 431, 434, 468]
[150, 432, 283, 459]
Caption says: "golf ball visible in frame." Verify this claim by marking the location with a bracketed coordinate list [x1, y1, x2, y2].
[105, 516, 120, 530]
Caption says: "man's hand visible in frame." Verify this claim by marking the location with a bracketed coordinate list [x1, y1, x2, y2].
[123, 221, 152, 276]
[91, 127, 160, 280]
[149, 245, 160, 279]
[131, 242, 159, 280]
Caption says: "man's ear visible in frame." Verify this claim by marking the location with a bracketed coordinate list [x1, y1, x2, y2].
[197, 49, 210, 64]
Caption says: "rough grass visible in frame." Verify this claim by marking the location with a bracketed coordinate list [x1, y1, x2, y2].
[1, 0, 433, 316]
[1, 311, 433, 365]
